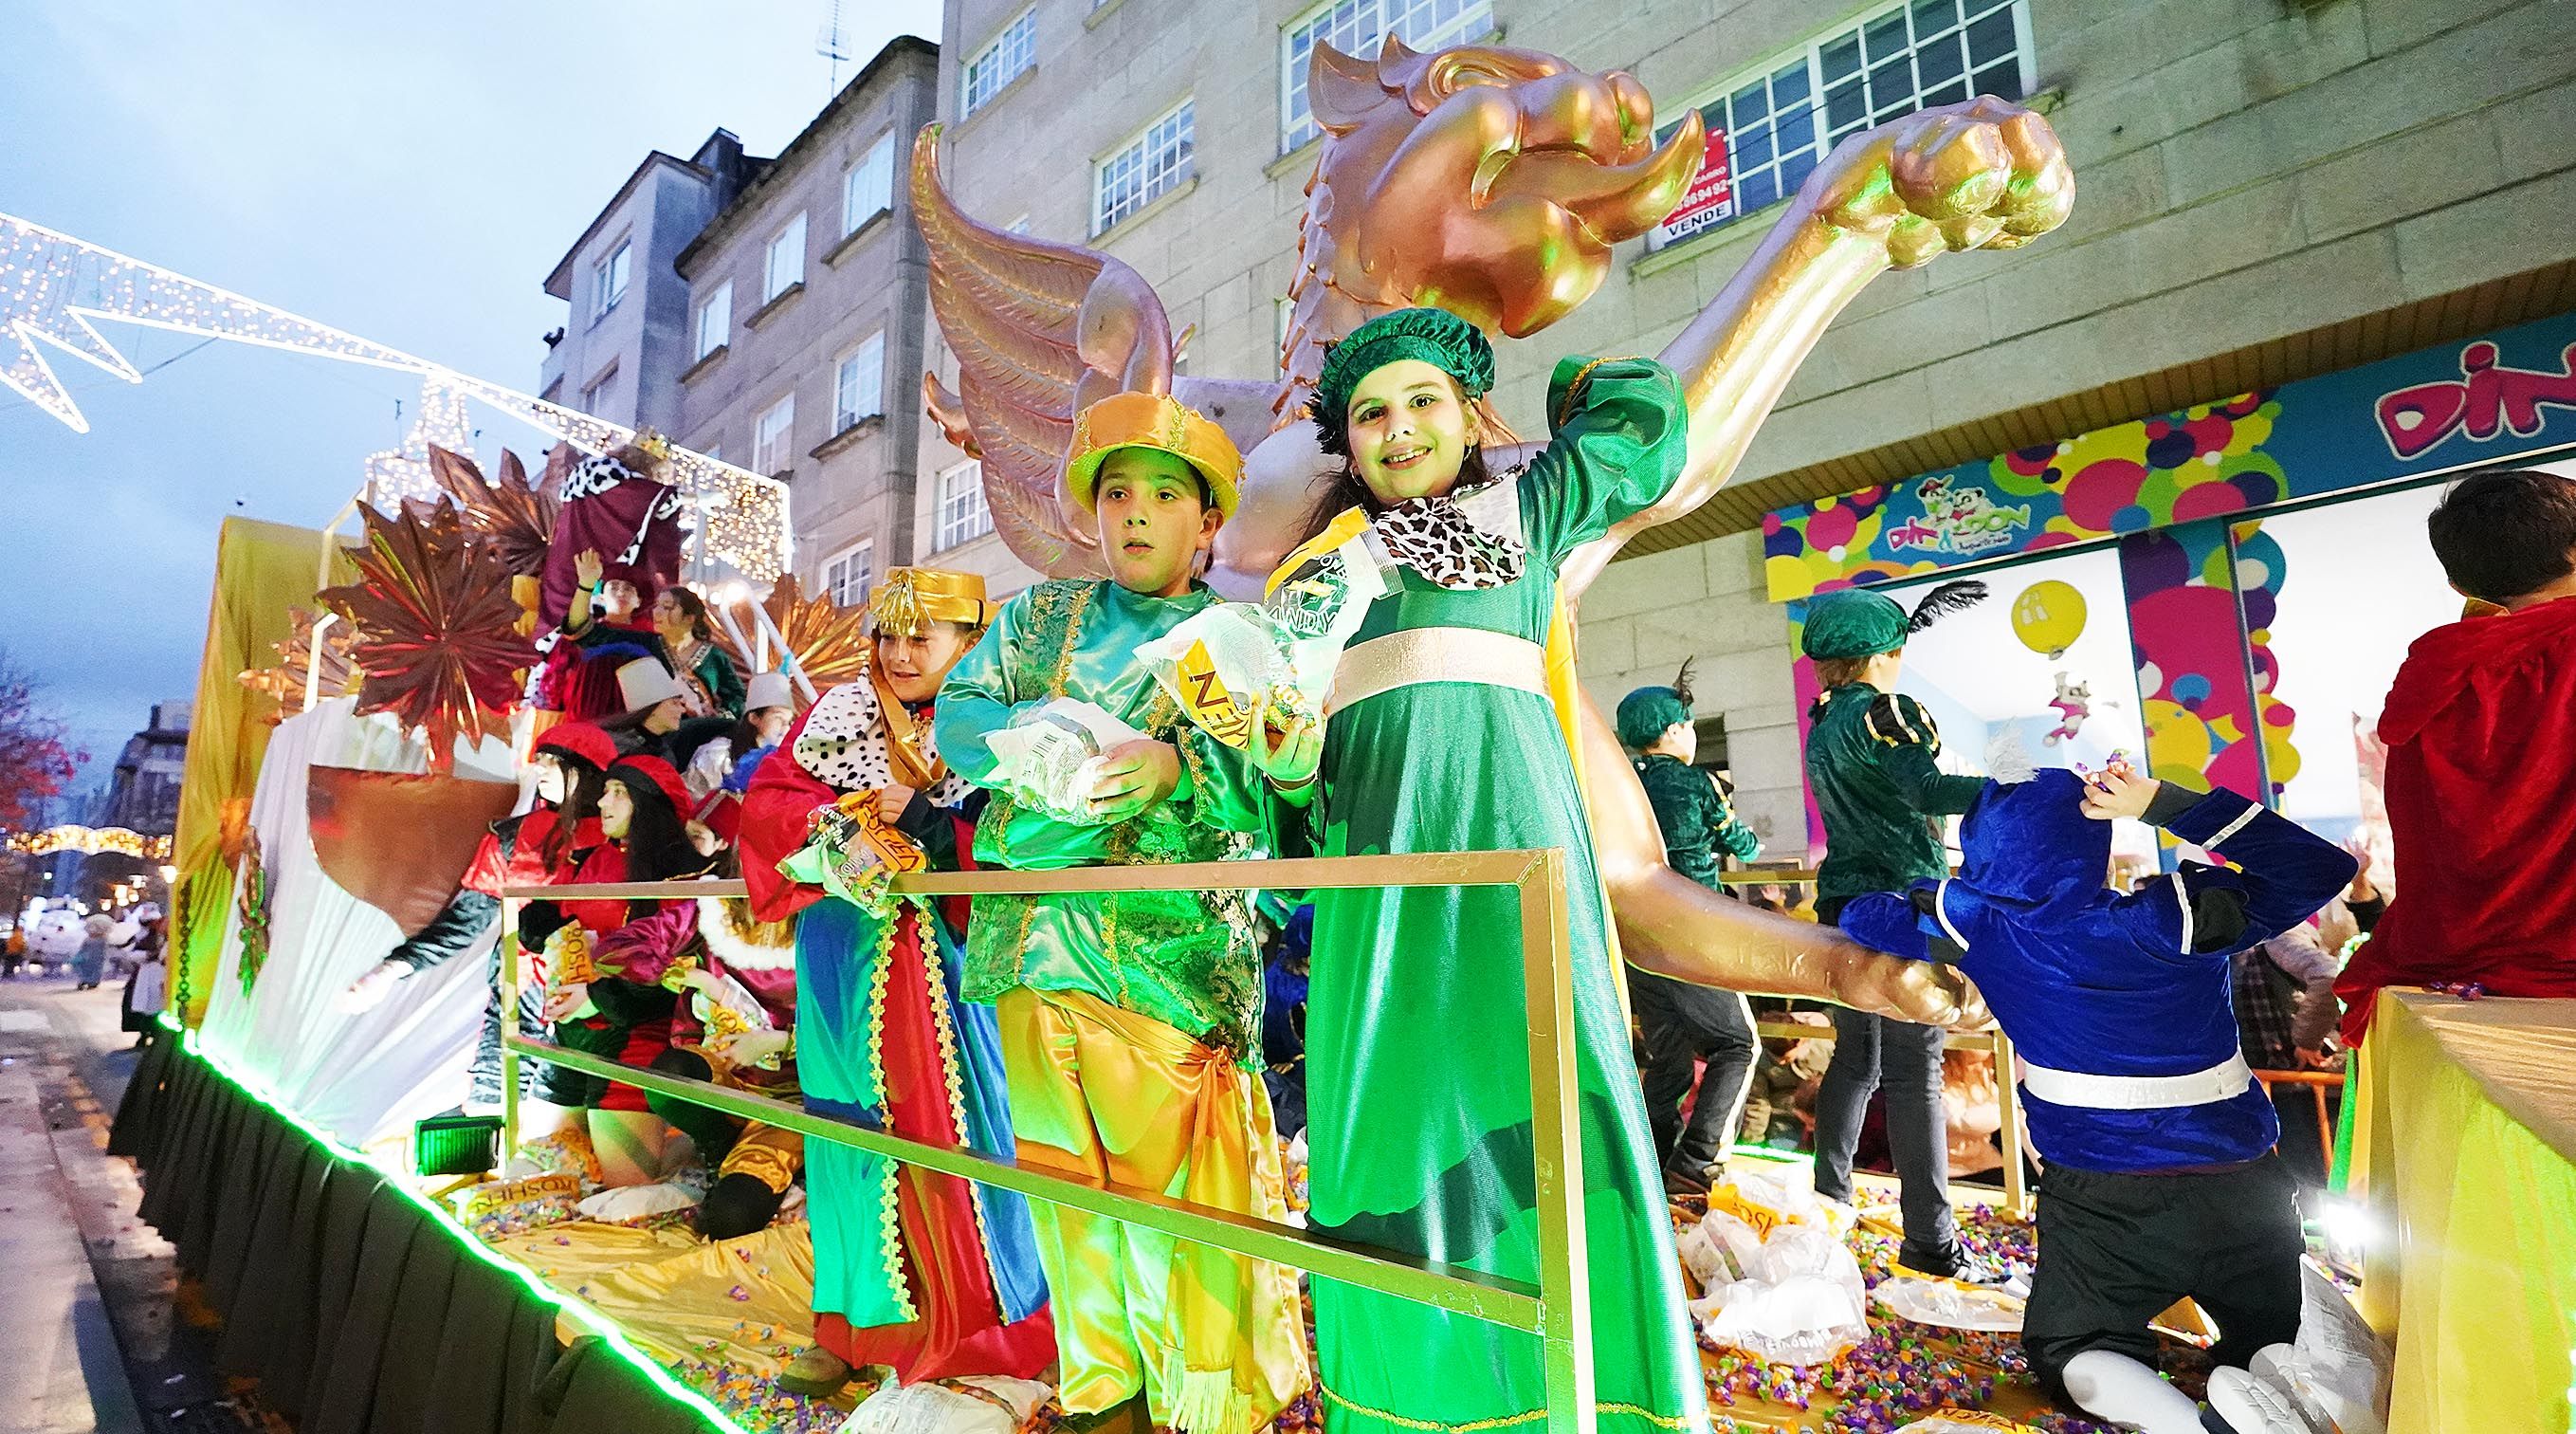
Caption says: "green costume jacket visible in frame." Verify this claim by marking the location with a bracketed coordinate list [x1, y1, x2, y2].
[935, 579, 1276, 1061]
[1633, 752, 1760, 889]
[1807, 683, 1984, 908]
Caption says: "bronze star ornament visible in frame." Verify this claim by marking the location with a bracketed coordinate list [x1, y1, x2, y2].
[237, 606, 360, 722]
[319, 497, 533, 771]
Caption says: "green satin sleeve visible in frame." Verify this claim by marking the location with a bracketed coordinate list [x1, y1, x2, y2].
[1518, 355, 1690, 563]
[933, 586, 1041, 790]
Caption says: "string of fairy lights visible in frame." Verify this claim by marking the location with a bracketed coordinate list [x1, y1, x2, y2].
[6, 824, 174, 860]
[0, 211, 790, 579]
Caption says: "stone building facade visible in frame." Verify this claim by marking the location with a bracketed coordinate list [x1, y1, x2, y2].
[674, 37, 945, 601]
[921, 0, 2576, 854]
[540, 131, 760, 433]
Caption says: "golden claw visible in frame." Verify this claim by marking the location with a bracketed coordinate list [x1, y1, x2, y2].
[1813, 94, 2073, 268]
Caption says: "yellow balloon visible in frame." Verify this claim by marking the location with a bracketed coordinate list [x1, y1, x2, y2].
[2012, 579, 2088, 657]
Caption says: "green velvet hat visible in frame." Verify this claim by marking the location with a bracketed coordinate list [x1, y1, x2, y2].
[1617, 659, 1698, 748]
[1309, 306, 1496, 457]
[1801, 587, 1912, 660]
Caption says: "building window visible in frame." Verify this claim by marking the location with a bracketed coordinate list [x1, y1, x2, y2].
[1281, 0, 1490, 152]
[1093, 100, 1194, 235]
[593, 238, 630, 319]
[693, 280, 732, 360]
[936, 461, 993, 550]
[961, 9, 1037, 119]
[824, 541, 874, 608]
[1651, 0, 2032, 247]
[764, 213, 807, 301]
[835, 332, 886, 432]
[755, 395, 796, 475]
[843, 133, 897, 236]
[582, 364, 618, 415]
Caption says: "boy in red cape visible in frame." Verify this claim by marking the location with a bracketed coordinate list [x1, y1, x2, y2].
[2338, 468, 2576, 1041]
[737, 568, 1053, 1396]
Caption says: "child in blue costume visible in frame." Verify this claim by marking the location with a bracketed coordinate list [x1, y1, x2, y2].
[1837, 754, 2355, 1434]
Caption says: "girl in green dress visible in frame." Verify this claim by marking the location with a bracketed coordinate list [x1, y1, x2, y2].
[1297, 308, 1708, 1434]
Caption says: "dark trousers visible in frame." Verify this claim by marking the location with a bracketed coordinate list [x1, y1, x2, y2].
[1812, 1003, 1958, 1263]
[2024, 1155, 2304, 1401]
[1630, 970, 1758, 1175]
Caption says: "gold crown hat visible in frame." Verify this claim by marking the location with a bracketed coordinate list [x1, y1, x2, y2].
[1063, 392, 1243, 520]
[869, 567, 991, 636]
[629, 427, 673, 461]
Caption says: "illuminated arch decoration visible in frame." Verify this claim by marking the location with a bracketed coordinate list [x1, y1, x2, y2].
[7, 824, 174, 860]
[0, 211, 790, 579]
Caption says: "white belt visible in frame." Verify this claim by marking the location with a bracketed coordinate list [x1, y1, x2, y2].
[1328, 628, 1549, 716]
[2018, 1052, 2255, 1111]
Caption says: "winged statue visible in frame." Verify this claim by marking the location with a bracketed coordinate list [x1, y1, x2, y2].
[915, 35, 2073, 1021]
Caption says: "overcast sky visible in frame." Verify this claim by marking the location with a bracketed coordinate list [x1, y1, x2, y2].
[0, 1, 941, 791]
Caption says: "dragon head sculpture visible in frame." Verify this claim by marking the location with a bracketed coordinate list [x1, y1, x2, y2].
[1278, 37, 1703, 415]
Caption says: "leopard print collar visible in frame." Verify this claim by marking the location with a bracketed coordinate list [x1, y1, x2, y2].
[1369, 480, 1526, 591]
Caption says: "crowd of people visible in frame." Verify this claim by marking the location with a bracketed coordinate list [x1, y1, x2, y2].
[254, 317, 2567, 1434]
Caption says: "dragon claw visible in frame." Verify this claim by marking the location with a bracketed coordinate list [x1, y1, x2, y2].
[1820, 94, 2073, 267]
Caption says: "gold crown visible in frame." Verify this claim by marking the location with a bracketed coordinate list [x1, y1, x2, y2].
[630, 428, 673, 462]
[870, 567, 990, 635]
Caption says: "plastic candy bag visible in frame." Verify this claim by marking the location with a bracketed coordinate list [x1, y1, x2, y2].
[840, 1377, 1053, 1434]
[980, 698, 1151, 823]
[1873, 1275, 2027, 1332]
[1891, 1415, 2039, 1433]
[1690, 1219, 1871, 1366]
[1139, 510, 1392, 748]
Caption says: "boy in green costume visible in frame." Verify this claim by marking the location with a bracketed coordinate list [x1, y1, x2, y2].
[1800, 579, 1994, 1278]
[1616, 668, 1764, 1193]
[935, 391, 1319, 1434]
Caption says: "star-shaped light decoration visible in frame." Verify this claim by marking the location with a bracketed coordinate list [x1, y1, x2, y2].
[0, 210, 795, 579]
[319, 498, 533, 770]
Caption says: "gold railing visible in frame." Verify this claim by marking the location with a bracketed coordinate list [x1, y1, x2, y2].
[501, 851, 1614, 1434]
[1749, 1020, 2030, 1217]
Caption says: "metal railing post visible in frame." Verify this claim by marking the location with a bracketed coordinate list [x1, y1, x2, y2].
[1994, 1026, 2029, 1218]
[1517, 850, 1596, 1434]
[500, 894, 521, 1154]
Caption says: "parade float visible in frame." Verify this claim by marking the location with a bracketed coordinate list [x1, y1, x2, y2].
[9, 23, 2550, 1434]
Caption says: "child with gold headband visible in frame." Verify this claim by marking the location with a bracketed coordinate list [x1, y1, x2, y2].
[738, 567, 1054, 1394]
[935, 392, 1318, 1434]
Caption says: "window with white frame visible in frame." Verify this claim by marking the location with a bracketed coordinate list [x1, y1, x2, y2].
[835, 332, 886, 431]
[582, 364, 619, 415]
[1650, 0, 2032, 247]
[755, 395, 796, 475]
[693, 280, 732, 360]
[843, 134, 897, 235]
[593, 238, 630, 319]
[1093, 100, 1194, 235]
[936, 461, 993, 551]
[1280, 0, 1490, 152]
[824, 541, 874, 608]
[763, 212, 807, 301]
[961, 9, 1037, 119]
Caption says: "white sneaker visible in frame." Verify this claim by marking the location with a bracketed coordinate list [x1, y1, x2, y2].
[2207, 1367, 2329, 1434]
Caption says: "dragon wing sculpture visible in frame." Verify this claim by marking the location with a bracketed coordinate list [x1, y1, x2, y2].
[915, 127, 1179, 577]
[912, 34, 2072, 1024]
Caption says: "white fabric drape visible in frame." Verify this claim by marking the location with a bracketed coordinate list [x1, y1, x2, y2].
[196, 698, 515, 1146]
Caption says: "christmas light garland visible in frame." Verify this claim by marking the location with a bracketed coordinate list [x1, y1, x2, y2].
[0, 211, 791, 578]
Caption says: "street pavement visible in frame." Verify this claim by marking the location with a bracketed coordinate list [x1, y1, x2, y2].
[0, 973, 269, 1434]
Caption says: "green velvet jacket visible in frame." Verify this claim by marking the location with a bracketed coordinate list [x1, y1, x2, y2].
[1806, 683, 1985, 907]
[1633, 753, 1760, 889]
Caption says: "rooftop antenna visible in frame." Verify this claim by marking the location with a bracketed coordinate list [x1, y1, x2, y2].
[815, 0, 850, 97]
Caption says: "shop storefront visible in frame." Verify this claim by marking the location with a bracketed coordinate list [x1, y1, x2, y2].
[1763, 308, 2576, 861]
